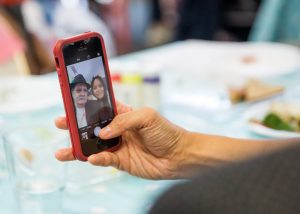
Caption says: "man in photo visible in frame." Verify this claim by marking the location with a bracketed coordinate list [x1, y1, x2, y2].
[70, 74, 91, 129]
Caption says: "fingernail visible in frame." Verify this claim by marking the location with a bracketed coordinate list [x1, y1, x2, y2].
[55, 151, 63, 160]
[56, 150, 63, 156]
[88, 155, 96, 160]
[101, 126, 111, 136]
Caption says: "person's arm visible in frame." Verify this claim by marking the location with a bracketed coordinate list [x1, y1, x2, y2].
[150, 139, 300, 214]
[55, 103, 300, 179]
[177, 132, 300, 178]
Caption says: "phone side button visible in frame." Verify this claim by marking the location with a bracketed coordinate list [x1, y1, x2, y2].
[55, 57, 60, 68]
[57, 70, 63, 81]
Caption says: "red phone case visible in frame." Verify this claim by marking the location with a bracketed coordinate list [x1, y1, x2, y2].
[53, 32, 121, 161]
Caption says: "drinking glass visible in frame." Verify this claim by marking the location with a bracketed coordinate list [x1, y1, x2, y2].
[3, 122, 68, 214]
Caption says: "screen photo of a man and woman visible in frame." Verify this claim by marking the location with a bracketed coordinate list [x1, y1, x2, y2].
[67, 56, 114, 142]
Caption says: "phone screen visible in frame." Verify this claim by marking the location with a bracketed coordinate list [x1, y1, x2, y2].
[62, 37, 119, 156]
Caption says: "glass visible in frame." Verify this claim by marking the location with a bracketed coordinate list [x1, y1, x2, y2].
[3, 123, 68, 214]
[0, 117, 8, 181]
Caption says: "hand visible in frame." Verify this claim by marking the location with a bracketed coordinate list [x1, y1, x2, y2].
[55, 102, 188, 180]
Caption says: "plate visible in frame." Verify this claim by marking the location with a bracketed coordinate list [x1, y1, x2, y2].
[244, 102, 300, 138]
[218, 42, 300, 78]
[0, 76, 62, 115]
[207, 42, 300, 86]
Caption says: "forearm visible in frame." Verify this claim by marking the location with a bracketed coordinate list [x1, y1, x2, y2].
[177, 131, 300, 178]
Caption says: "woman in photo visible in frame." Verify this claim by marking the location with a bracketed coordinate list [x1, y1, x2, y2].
[89, 75, 114, 137]
[90, 75, 110, 106]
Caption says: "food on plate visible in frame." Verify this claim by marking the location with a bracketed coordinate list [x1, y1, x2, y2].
[262, 113, 295, 131]
[251, 102, 300, 132]
[229, 79, 284, 104]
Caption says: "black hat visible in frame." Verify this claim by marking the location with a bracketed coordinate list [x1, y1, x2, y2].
[70, 74, 90, 90]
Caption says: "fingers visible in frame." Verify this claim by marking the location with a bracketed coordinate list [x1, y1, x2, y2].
[116, 101, 133, 114]
[55, 117, 68, 130]
[88, 152, 120, 168]
[55, 148, 120, 167]
[99, 107, 157, 139]
[55, 148, 75, 161]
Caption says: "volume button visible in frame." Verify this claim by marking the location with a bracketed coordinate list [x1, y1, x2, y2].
[55, 57, 60, 68]
[59, 78, 64, 88]
[57, 68, 61, 76]
[57, 70, 63, 87]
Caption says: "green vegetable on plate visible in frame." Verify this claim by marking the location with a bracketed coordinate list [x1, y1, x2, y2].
[262, 113, 296, 132]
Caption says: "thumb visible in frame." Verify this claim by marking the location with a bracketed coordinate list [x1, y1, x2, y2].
[99, 108, 157, 139]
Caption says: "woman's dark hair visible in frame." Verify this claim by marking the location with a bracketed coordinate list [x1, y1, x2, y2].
[91, 76, 107, 100]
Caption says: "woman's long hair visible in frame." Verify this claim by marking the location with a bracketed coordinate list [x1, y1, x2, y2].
[91, 76, 109, 105]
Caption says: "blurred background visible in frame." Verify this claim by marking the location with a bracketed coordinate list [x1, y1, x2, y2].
[0, 0, 268, 75]
[1, 0, 300, 75]
[1, 0, 300, 213]
[2, 0, 300, 75]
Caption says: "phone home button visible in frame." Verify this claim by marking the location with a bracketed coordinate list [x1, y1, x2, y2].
[97, 139, 109, 150]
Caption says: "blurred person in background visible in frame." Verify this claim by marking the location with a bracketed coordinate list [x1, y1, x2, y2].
[0, 0, 55, 75]
[89, 0, 130, 54]
[145, 0, 178, 47]
[0, 0, 116, 76]
[21, 0, 57, 53]
[0, 5, 26, 75]
[250, 0, 300, 44]
[145, 0, 262, 45]
[176, 0, 220, 41]
[146, 0, 220, 46]
[53, 0, 116, 56]
[176, 0, 262, 41]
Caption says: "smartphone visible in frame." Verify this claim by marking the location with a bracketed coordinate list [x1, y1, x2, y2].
[53, 32, 121, 161]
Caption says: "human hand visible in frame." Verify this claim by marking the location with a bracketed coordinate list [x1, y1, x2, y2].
[55, 101, 188, 180]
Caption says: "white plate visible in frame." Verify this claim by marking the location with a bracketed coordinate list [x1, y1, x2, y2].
[211, 42, 300, 86]
[134, 41, 300, 88]
[218, 42, 300, 77]
[0, 76, 62, 115]
[244, 102, 300, 138]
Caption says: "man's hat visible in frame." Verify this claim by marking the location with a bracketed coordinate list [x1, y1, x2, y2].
[70, 74, 90, 89]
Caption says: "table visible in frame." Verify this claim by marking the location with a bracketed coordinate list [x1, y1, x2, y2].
[1, 40, 300, 213]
